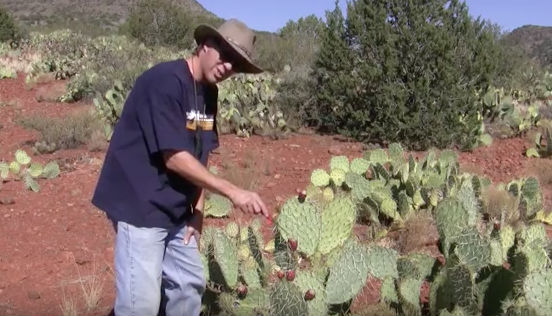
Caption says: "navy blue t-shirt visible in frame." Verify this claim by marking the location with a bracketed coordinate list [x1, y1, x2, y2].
[91, 59, 219, 228]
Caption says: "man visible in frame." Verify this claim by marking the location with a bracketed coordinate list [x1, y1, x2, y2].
[91, 19, 270, 316]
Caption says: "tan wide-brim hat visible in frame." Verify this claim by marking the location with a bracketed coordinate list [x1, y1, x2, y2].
[194, 19, 263, 74]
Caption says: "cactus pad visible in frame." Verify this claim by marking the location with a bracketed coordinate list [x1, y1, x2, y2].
[330, 155, 349, 172]
[388, 143, 405, 164]
[23, 173, 40, 192]
[277, 198, 320, 256]
[225, 222, 240, 239]
[41, 161, 60, 179]
[330, 168, 346, 187]
[454, 227, 491, 272]
[519, 223, 547, 246]
[435, 198, 470, 255]
[213, 230, 239, 288]
[28, 163, 43, 178]
[270, 281, 308, 316]
[398, 278, 422, 316]
[523, 270, 552, 316]
[365, 245, 399, 279]
[500, 225, 515, 260]
[366, 148, 388, 164]
[205, 194, 232, 218]
[381, 277, 398, 304]
[326, 240, 370, 304]
[9, 161, 20, 175]
[490, 239, 503, 266]
[521, 177, 540, 201]
[457, 180, 479, 226]
[311, 169, 330, 187]
[350, 157, 371, 175]
[0, 163, 8, 179]
[15, 149, 31, 165]
[448, 262, 476, 310]
[344, 172, 372, 202]
[241, 264, 262, 289]
[318, 196, 356, 254]
[322, 187, 334, 202]
[294, 271, 327, 316]
[398, 253, 435, 280]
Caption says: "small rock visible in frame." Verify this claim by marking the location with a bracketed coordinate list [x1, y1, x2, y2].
[0, 198, 15, 205]
[274, 174, 281, 179]
[266, 182, 276, 188]
[27, 290, 41, 300]
[3, 214, 9, 218]
[328, 145, 343, 155]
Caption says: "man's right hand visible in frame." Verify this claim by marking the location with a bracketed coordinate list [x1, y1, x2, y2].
[229, 188, 269, 219]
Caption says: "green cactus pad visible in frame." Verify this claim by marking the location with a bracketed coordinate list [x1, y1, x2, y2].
[318, 196, 356, 254]
[380, 198, 400, 221]
[330, 168, 346, 187]
[322, 187, 334, 202]
[205, 194, 232, 218]
[448, 262, 476, 309]
[0, 163, 8, 180]
[241, 264, 262, 289]
[439, 306, 468, 316]
[225, 222, 240, 239]
[365, 246, 399, 279]
[429, 269, 452, 316]
[424, 172, 444, 190]
[366, 148, 388, 164]
[519, 223, 547, 246]
[388, 143, 405, 164]
[270, 281, 308, 316]
[23, 173, 40, 192]
[223, 288, 270, 316]
[247, 226, 265, 268]
[344, 172, 372, 202]
[523, 270, 552, 316]
[28, 163, 43, 178]
[398, 278, 422, 316]
[507, 181, 521, 197]
[326, 240, 370, 304]
[521, 177, 540, 201]
[500, 225, 515, 261]
[490, 239, 503, 266]
[200, 254, 209, 281]
[398, 253, 435, 280]
[438, 150, 457, 168]
[398, 191, 413, 216]
[350, 157, 371, 175]
[457, 180, 479, 226]
[238, 244, 251, 261]
[311, 169, 330, 187]
[372, 163, 390, 181]
[15, 149, 31, 165]
[381, 277, 398, 304]
[515, 241, 550, 274]
[294, 271, 327, 316]
[454, 227, 491, 272]
[330, 155, 349, 172]
[41, 161, 60, 179]
[9, 161, 20, 175]
[435, 198, 470, 255]
[213, 230, 239, 288]
[277, 198, 320, 256]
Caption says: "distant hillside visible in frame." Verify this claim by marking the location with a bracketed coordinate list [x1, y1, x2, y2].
[0, 0, 221, 35]
[504, 25, 552, 68]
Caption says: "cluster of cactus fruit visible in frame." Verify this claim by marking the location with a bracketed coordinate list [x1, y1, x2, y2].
[0, 149, 60, 192]
[199, 143, 552, 316]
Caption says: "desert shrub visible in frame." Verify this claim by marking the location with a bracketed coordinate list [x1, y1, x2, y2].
[17, 110, 104, 153]
[314, 0, 503, 150]
[120, 0, 198, 50]
[0, 6, 21, 43]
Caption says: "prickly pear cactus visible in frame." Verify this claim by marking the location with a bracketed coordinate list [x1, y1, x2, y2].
[435, 198, 470, 255]
[318, 196, 356, 254]
[523, 270, 552, 316]
[326, 240, 370, 304]
[225, 222, 240, 238]
[270, 281, 308, 316]
[294, 271, 327, 316]
[453, 227, 492, 272]
[205, 194, 232, 218]
[330, 155, 349, 172]
[398, 278, 422, 316]
[350, 157, 370, 175]
[330, 168, 346, 187]
[365, 245, 399, 279]
[310, 169, 330, 187]
[366, 148, 388, 164]
[213, 230, 239, 288]
[276, 198, 320, 256]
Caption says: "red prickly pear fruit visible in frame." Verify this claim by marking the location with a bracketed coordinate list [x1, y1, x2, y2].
[286, 270, 295, 281]
[304, 289, 315, 301]
[288, 239, 298, 251]
[277, 270, 285, 279]
[237, 284, 248, 297]
[493, 220, 501, 230]
[298, 189, 307, 203]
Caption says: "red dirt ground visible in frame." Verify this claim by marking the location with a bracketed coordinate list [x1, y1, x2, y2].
[0, 74, 548, 315]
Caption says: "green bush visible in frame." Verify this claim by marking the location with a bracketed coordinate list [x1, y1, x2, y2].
[313, 0, 503, 151]
[120, 0, 199, 50]
[0, 5, 21, 43]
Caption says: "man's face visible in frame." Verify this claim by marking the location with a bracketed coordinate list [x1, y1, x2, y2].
[199, 38, 238, 84]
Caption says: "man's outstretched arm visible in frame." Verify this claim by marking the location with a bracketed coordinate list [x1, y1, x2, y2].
[163, 150, 269, 219]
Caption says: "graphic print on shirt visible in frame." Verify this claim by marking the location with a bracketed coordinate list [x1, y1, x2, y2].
[186, 110, 214, 131]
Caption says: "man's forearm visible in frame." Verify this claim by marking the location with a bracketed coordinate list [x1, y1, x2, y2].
[164, 150, 238, 200]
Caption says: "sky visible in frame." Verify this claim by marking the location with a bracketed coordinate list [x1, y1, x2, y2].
[196, 0, 552, 34]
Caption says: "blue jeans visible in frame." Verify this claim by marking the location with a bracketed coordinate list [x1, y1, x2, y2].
[112, 221, 206, 316]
